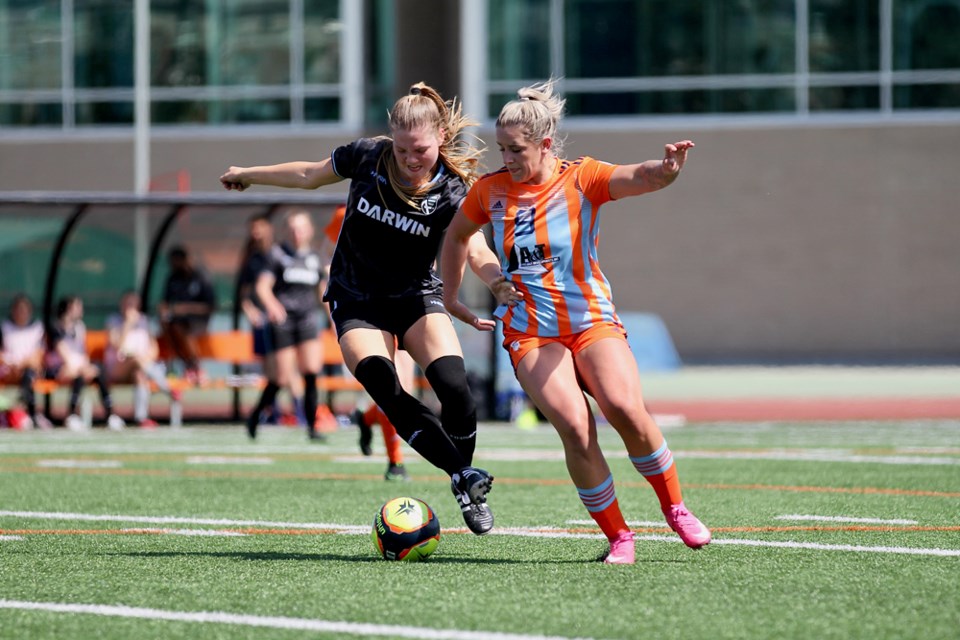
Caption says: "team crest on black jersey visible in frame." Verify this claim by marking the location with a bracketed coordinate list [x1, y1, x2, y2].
[419, 193, 441, 215]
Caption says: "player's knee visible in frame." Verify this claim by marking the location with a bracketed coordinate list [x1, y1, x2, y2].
[424, 356, 475, 413]
[353, 355, 406, 411]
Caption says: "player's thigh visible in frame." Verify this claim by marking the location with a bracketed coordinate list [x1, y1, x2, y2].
[574, 337, 646, 419]
[402, 313, 463, 367]
[515, 342, 591, 437]
[393, 349, 417, 394]
[295, 338, 322, 374]
[272, 347, 300, 386]
[107, 359, 139, 384]
[338, 327, 396, 374]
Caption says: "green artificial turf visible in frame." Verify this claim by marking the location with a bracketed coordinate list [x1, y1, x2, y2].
[1, 420, 958, 639]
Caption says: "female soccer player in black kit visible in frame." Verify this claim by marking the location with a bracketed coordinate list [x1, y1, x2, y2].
[246, 209, 325, 441]
[220, 82, 507, 535]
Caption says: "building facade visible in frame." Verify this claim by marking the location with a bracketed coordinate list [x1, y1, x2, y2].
[1, 0, 959, 362]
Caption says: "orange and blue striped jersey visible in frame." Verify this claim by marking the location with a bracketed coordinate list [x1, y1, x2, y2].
[461, 156, 622, 337]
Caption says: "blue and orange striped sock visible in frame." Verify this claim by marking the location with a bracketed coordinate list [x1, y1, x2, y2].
[630, 441, 683, 512]
[577, 474, 630, 541]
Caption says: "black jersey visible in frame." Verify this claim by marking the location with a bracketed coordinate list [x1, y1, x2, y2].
[326, 137, 468, 302]
[261, 243, 323, 315]
[239, 251, 267, 311]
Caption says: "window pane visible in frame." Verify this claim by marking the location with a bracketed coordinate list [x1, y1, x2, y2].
[0, 102, 62, 126]
[152, 0, 207, 87]
[488, 0, 551, 80]
[304, 0, 340, 84]
[217, 0, 290, 86]
[893, 1, 960, 70]
[75, 0, 134, 88]
[152, 0, 290, 88]
[809, 85, 880, 110]
[0, 0, 61, 90]
[304, 96, 339, 121]
[895, 83, 960, 109]
[75, 101, 134, 125]
[565, 88, 795, 116]
[153, 99, 290, 125]
[565, 0, 796, 78]
[809, 0, 879, 72]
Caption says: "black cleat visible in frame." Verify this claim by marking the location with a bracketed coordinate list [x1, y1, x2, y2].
[354, 408, 373, 456]
[384, 463, 411, 482]
[451, 467, 495, 535]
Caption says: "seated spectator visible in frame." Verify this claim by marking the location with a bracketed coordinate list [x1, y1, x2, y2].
[0, 294, 51, 429]
[158, 245, 216, 385]
[105, 290, 181, 428]
[46, 295, 125, 431]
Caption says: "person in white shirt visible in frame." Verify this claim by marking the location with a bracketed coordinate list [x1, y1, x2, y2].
[0, 294, 50, 429]
[105, 291, 180, 428]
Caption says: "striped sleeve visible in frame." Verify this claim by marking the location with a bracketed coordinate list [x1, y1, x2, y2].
[577, 157, 618, 206]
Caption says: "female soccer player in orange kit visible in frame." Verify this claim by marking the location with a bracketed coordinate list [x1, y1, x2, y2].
[442, 80, 710, 563]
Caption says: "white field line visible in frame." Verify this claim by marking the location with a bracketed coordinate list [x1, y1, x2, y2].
[36, 460, 123, 469]
[2, 511, 958, 556]
[775, 514, 919, 525]
[677, 450, 960, 466]
[0, 600, 597, 640]
[185, 456, 274, 465]
[492, 530, 960, 557]
[0, 510, 360, 531]
[567, 519, 668, 528]
[119, 528, 248, 537]
[0, 536, 24, 541]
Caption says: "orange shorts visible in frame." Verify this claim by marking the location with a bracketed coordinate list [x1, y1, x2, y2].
[502, 322, 628, 370]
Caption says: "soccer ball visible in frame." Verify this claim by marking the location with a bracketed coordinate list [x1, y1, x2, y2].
[372, 496, 440, 561]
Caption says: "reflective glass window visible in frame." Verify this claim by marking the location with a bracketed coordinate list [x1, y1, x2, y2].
[565, 0, 796, 78]
[75, 0, 135, 88]
[0, 0, 61, 90]
[488, 0, 551, 81]
[304, 0, 341, 84]
[808, 0, 879, 72]
[893, 0, 960, 70]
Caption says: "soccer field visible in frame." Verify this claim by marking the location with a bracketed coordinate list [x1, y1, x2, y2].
[1, 420, 958, 640]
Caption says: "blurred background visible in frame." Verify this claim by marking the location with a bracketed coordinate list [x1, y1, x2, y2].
[1, 0, 958, 420]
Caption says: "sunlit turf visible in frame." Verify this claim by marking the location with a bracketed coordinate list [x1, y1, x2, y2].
[1, 420, 958, 640]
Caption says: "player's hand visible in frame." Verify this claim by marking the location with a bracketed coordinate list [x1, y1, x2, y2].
[662, 140, 694, 175]
[220, 167, 251, 191]
[489, 275, 523, 307]
[266, 302, 287, 325]
[444, 298, 496, 332]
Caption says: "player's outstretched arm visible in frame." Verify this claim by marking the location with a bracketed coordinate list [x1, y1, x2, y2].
[220, 157, 342, 191]
[608, 140, 694, 200]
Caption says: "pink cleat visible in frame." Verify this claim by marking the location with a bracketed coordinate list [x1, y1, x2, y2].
[602, 531, 636, 565]
[664, 502, 712, 549]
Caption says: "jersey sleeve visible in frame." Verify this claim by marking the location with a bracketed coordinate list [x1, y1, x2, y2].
[460, 182, 490, 225]
[577, 157, 618, 205]
[330, 138, 379, 180]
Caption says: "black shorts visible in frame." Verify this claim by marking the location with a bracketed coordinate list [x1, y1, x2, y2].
[267, 310, 320, 351]
[330, 294, 448, 350]
[252, 324, 272, 356]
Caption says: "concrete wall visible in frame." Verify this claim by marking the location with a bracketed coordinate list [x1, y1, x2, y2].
[2, 122, 958, 362]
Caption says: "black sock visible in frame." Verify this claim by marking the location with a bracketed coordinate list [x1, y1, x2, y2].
[69, 377, 84, 415]
[424, 355, 478, 465]
[251, 382, 280, 421]
[94, 374, 113, 415]
[353, 355, 465, 476]
[303, 373, 318, 435]
[20, 368, 37, 416]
